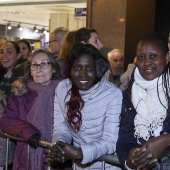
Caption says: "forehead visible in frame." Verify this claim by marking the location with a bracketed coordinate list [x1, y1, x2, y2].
[0, 42, 14, 50]
[90, 32, 98, 39]
[0, 39, 6, 44]
[17, 42, 27, 46]
[32, 52, 49, 62]
[137, 41, 163, 53]
[73, 54, 94, 64]
[50, 32, 61, 40]
[110, 51, 123, 60]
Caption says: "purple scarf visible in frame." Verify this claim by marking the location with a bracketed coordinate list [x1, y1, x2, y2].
[27, 80, 59, 170]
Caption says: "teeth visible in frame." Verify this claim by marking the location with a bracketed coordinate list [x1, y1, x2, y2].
[145, 69, 151, 73]
[79, 81, 88, 83]
[2, 59, 8, 62]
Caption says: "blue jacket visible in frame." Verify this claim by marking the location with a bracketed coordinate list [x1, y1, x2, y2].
[116, 98, 170, 167]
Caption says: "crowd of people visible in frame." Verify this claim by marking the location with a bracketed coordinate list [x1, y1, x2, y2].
[0, 27, 170, 170]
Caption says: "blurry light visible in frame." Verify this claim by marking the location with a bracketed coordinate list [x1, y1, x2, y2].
[7, 22, 12, 30]
[119, 18, 125, 22]
[41, 27, 47, 34]
[17, 23, 23, 31]
[34, 26, 38, 33]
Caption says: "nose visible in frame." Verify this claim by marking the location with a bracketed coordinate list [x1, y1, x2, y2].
[143, 56, 152, 64]
[80, 68, 87, 76]
[37, 65, 42, 72]
[98, 41, 103, 51]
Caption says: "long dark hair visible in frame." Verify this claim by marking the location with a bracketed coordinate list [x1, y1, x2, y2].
[65, 43, 109, 132]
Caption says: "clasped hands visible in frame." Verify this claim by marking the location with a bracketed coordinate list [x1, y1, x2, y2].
[127, 135, 170, 170]
[45, 141, 83, 163]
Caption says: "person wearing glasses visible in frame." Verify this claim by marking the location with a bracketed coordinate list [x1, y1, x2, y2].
[0, 49, 71, 170]
[47, 27, 68, 59]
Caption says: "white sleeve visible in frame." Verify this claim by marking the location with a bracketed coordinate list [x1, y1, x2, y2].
[52, 84, 72, 145]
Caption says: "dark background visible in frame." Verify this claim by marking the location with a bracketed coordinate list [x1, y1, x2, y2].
[155, 0, 170, 38]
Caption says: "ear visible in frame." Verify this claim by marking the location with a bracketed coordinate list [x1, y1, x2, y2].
[166, 52, 170, 64]
[81, 41, 86, 45]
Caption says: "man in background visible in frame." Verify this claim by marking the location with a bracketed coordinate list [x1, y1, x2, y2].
[106, 49, 125, 91]
[47, 27, 68, 59]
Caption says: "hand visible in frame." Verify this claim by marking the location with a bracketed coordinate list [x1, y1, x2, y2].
[136, 134, 170, 169]
[127, 147, 158, 169]
[127, 134, 170, 169]
[57, 141, 83, 160]
[27, 133, 40, 149]
[46, 141, 83, 163]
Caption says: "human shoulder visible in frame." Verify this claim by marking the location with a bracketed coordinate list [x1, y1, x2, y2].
[56, 78, 71, 92]
[11, 79, 28, 96]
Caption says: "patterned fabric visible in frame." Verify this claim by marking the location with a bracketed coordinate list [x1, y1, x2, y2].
[27, 80, 59, 170]
[132, 68, 167, 142]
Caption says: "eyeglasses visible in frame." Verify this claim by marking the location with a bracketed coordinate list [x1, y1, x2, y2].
[46, 40, 59, 47]
[30, 61, 51, 71]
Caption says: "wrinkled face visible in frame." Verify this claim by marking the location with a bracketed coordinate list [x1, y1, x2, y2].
[136, 41, 166, 80]
[0, 42, 19, 71]
[108, 51, 124, 75]
[18, 42, 30, 60]
[71, 54, 97, 90]
[49, 33, 61, 57]
[31, 53, 54, 85]
[88, 32, 103, 51]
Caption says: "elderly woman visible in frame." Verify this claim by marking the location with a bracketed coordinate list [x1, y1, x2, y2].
[0, 49, 63, 170]
[47, 44, 122, 170]
[116, 34, 170, 170]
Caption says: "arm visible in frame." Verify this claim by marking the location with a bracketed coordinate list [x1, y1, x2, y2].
[116, 101, 140, 166]
[52, 83, 72, 145]
[0, 94, 41, 141]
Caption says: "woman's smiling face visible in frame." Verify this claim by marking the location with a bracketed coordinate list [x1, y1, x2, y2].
[71, 54, 97, 90]
[136, 41, 167, 80]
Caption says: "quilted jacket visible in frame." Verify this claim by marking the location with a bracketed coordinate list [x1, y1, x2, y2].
[52, 76, 123, 170]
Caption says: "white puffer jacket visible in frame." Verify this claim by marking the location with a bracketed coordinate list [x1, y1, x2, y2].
[52, 76, 122, 170]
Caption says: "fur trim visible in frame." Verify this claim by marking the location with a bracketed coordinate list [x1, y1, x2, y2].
[11, 79, 28, 96]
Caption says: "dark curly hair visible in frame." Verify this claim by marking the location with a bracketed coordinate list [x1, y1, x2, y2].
[65, 43, 109, 132]
[24, 48, 62, 81]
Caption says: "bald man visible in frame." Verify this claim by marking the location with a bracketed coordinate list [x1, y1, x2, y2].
[106, 49, 125, 91]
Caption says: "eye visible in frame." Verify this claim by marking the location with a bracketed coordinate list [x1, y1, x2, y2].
[74, 66, 80, 70]
[7, 50, 13, 54]
[137, 55, 144, 60]
[31, 63, 37, 67]
[94, 39, 98, 43]
[87, 66, 93, 71]
[150, 54, 157, 59]
[31, 63, 38, 70]
[41, 62, 48, 67]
